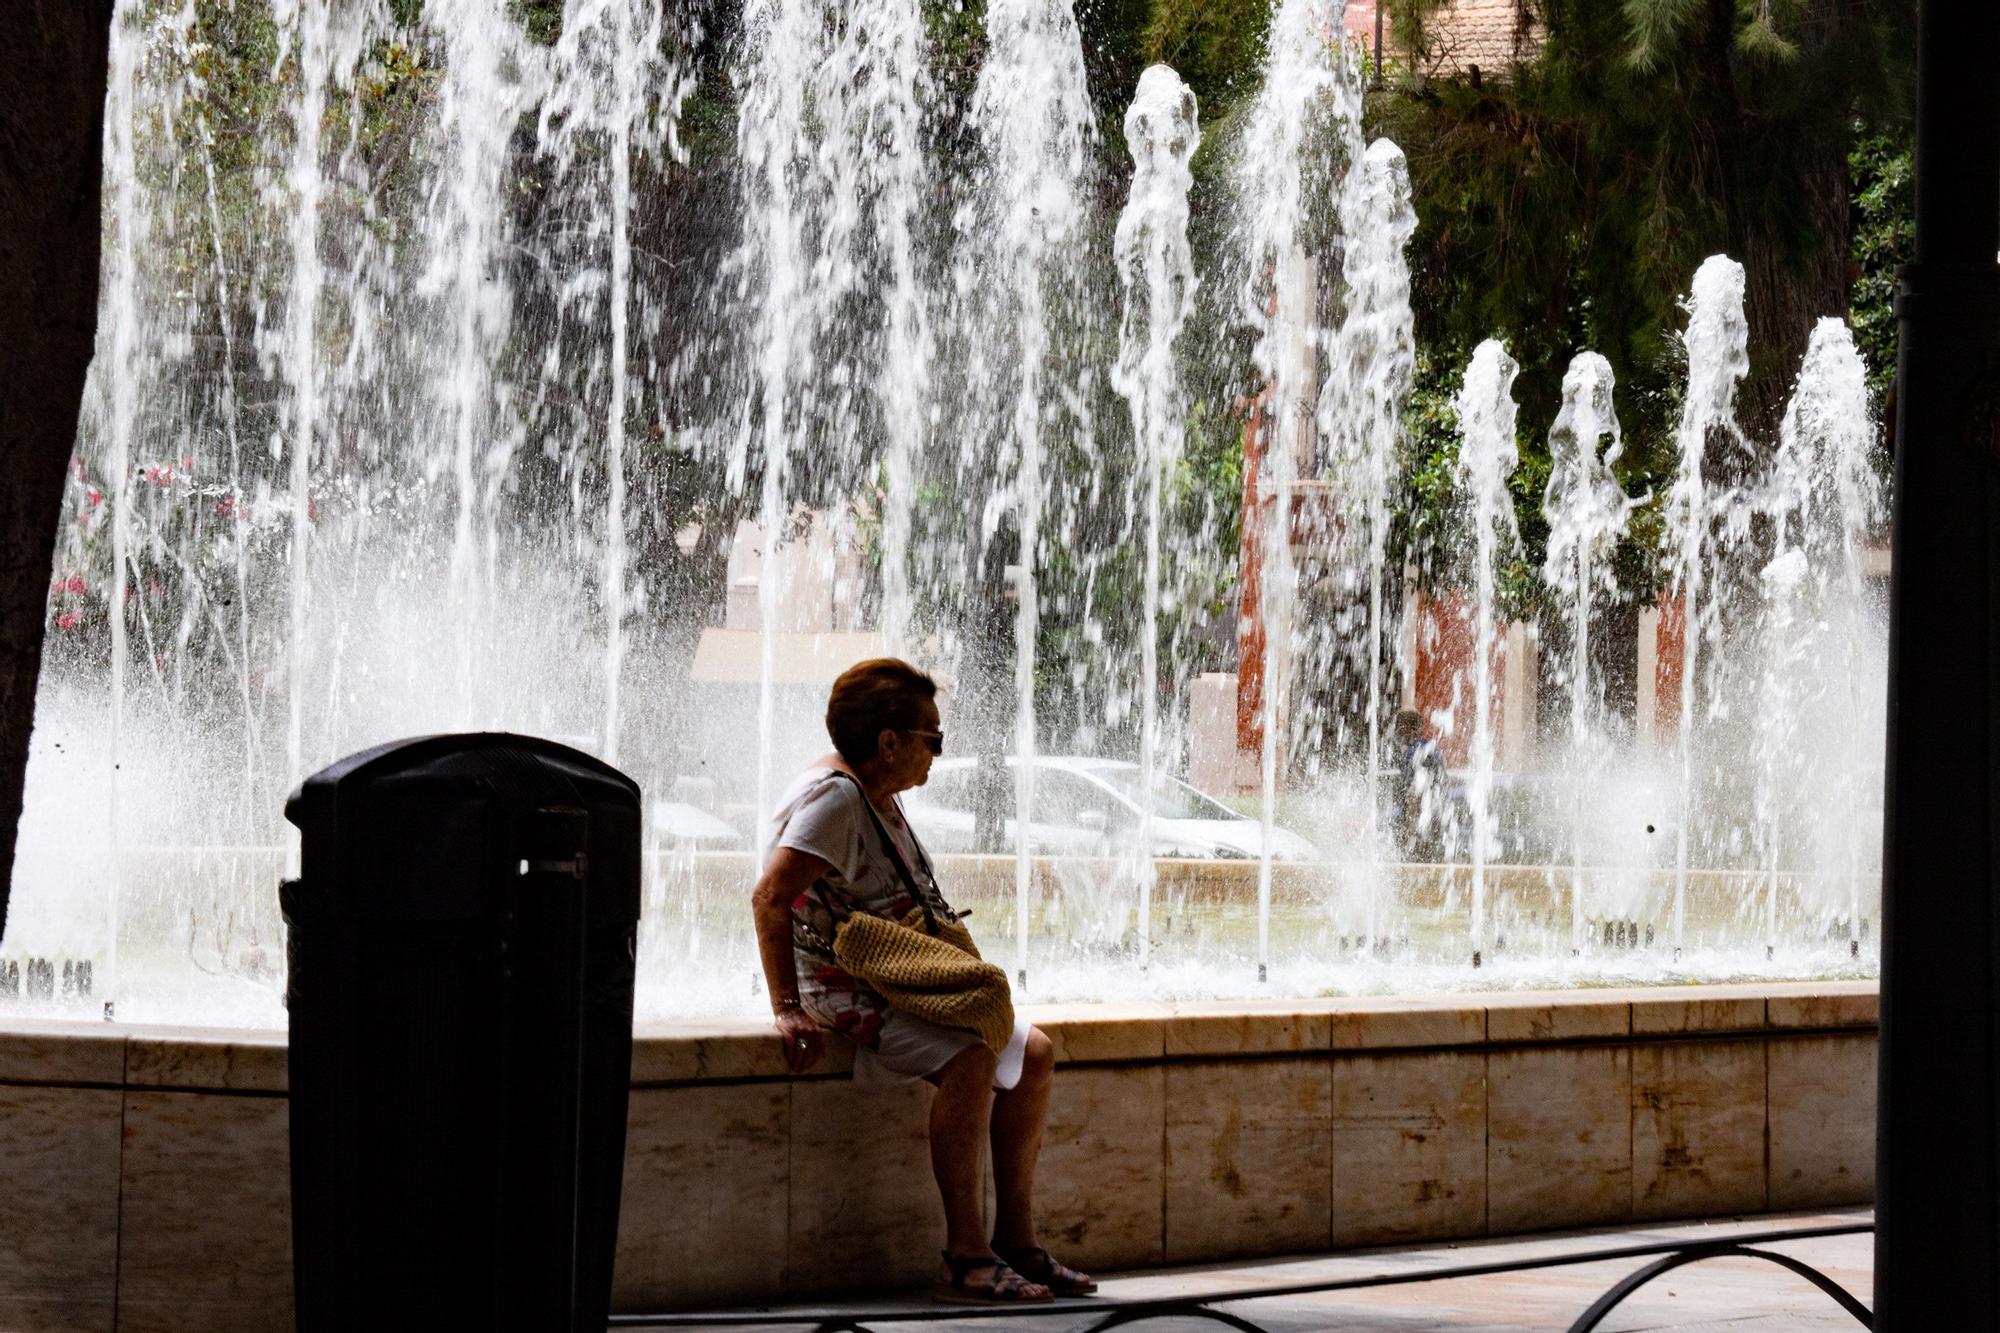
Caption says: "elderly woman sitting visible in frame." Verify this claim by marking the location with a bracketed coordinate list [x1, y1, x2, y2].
[750, 657, 1095, 1305]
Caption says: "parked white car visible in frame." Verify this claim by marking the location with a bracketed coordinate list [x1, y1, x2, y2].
[650, 799, 748, 849]
[902, 756, 1318, 861]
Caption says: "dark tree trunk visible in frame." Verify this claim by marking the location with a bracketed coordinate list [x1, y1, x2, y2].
[0, 2, 114, 943]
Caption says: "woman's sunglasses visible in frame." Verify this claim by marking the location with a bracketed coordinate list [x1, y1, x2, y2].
[903, 728, 946, 756]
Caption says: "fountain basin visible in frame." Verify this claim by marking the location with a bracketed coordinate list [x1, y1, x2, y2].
[0, 981, 1875, 1330]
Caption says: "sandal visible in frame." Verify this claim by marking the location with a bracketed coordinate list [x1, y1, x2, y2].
[935, 1251, 1054, 1305]
[994, 1244, 1098, 1296]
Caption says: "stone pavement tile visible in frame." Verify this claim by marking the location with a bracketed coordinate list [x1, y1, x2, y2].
[668, 1212, 1875, 1332]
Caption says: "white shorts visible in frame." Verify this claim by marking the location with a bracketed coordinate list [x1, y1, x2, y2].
[853, 1011, 1034, 1091]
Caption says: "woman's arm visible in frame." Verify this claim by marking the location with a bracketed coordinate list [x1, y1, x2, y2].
[751, 846, 832, 1072]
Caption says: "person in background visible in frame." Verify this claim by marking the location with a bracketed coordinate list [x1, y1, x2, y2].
[1391, 708, 1448, 860]
[748, 658, 1096, 1305]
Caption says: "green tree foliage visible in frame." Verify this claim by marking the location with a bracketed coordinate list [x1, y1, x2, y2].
[1848, 121, 1911, 406]
[1373, 0, 1912, 605]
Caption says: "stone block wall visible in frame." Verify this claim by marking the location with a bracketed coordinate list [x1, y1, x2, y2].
[0, 982, 1878, 1329]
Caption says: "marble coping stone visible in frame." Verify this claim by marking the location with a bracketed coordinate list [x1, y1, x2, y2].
[0, 982, 1878, 1093]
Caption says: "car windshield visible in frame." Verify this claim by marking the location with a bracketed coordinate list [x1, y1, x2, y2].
[1082, 765, 1242, 821]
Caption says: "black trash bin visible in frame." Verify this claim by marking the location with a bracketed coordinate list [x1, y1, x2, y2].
[281, 733, 641, 1332]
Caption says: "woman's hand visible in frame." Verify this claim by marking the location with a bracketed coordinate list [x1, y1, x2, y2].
[752, 846, 833, 1076]
[775, 1008, 825, 1073]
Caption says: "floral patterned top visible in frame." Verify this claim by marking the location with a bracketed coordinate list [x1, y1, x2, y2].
[765, 766, 953, 1051]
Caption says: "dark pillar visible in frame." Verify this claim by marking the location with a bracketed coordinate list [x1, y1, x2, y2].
[0, 3, 114, 943]
[1875, 2, 2000, 1324]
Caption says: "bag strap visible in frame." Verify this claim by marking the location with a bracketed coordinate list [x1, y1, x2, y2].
[823, 770, 952, 933]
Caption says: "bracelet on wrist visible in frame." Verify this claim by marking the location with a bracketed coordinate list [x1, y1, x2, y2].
[774, 996, 802, 1012]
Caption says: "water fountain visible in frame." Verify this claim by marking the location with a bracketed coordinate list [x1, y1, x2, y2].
[1761, 318, 1885, 950]
[1230, 0, 1365, 983]
[730, 0, 930, 819]
[1318, 136, 1416, 952]
[1541, 352, 1637, 952]
[1450, 340, 1522, 965]
[945, 0, 1098, 985]
[1663, 254, 1754, 952]
[7, 0, 1889, 1026]
[1111, 65, 1200, 966]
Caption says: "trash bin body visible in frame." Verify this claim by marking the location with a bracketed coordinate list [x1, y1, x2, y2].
[282, 734, 640, 1332]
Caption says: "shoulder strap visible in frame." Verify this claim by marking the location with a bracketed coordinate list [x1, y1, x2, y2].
[823, 770, 948, 932]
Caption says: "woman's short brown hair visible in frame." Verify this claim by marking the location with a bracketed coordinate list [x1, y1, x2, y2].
[826, 658, 939, 763]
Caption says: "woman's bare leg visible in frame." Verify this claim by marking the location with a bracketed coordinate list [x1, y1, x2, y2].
[990, 1026, 1054, 1250]
[930, 1042, 999, 1258]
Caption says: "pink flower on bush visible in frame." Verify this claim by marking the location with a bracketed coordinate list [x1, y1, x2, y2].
[214, 493, 237, 519]
[142, 465, 173, 487]
[87, 487, 102, 508]
[54, 612, 80, 632]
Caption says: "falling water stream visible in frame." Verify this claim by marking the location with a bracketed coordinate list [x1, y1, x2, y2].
[954, 0, 1097, 986]
[1112, 65, 1200, 966]
[731, 0, 932, 818]
[1319, 137, 1416, 951]
[1664, 256, 1753, 951]
[1452, 340, 1521, 964]
[1233, 0, 1365, 983]
[1541, 353, 1635, 952]
[8, 0, 1891, 1024]
[1765, 319, 1884, 949]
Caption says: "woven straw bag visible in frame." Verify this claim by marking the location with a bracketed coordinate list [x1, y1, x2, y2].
[833, 908, 1015, 1053]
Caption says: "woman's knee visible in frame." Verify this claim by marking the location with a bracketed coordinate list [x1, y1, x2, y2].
[940, 1040, 999, 1089]
[1022, 1026, 1054, 1080]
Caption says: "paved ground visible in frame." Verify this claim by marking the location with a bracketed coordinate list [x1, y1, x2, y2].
[622, 1210, 1873, 1332]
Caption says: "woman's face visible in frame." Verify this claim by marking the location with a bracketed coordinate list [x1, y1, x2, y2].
[876, 696, 941, 793]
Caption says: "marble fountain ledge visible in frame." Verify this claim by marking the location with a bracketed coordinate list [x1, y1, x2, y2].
[0, 982, 1880, 1332]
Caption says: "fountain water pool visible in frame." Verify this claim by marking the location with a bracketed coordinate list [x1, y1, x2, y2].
[9, 0, 1885, 1026]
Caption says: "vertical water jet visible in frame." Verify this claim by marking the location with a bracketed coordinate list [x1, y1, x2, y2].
[1664, 255, 1751, 951]
[1452, 340, 1520, 961]
[1540, 352, 1633, 951]
[1112, 65, 1200, 964]
[1320, 136, 1416, 949]
[952, 0, 1095, 986]
[1232, 0, 1363, 982]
